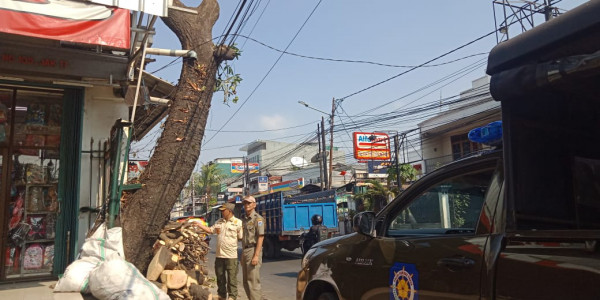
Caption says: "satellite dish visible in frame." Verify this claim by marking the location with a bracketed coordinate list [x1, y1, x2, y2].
[291, 157, 308, 168]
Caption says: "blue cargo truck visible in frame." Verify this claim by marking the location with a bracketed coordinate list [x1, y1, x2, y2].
[255, 190, 338, 258]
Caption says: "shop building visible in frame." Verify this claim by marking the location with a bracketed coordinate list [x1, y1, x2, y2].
[0, 1, 172, 282]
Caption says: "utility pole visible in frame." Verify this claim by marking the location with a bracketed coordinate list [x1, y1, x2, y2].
[317, 123, 324, 191]
[321, 117, 329, 190]
[244, 157, 249, 196]
[394, 134, 402, 191]
[328, 97, 335, 190]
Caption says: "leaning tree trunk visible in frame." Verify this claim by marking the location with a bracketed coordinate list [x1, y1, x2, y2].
[121, 0, 232, 272]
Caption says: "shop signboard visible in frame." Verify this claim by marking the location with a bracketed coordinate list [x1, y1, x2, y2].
[231, 162, 259, 174]
[258, 176, 268, 192]
[269, 178, 304, 193]
[0, 0, 130, 49]
[353, 132, 391, 160]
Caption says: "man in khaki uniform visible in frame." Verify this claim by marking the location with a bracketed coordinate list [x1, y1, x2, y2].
[241, 196, 264, 300]
[197, 203, 243, 300]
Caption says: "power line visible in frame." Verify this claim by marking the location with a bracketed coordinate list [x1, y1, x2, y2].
[234, 33, 488, 68]
[203, 0, 324, 146]
[338, 32, 495, 101]
[204, 120, 316, 133]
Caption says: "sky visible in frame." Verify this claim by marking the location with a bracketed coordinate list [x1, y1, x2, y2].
[130, 0, 587, 169]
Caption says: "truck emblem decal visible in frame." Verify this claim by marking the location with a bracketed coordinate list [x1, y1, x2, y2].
[355, 258, 373, 266]
[389, 263, 419, 300]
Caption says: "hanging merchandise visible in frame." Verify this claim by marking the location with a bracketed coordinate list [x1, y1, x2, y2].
[8, 192, 24, 230]
[47, 104, 62, 127]
[27, 186, 43, 212]
[13, 155, 24, 184]
[44, 214, 56, 239]
[43, 244, 54, 269]
[25, 134, 45, 147]
[27, 215, 46, 241]
[9, 222, 31, 247]
[45, 135, 61, 148]
[4, 247, 20, 275]
[26, 164, 45, 184]
[25, 103, 45, 126]
[46, 186, 58, 212]
[23, 243, 44, 270]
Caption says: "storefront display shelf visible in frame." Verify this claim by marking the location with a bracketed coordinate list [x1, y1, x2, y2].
[24, 211, 56, 214]
[25, 239, 54, 243]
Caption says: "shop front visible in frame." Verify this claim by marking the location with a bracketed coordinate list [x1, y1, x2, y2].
[0, 83, 83, 281]
[0, 0, 175, 283]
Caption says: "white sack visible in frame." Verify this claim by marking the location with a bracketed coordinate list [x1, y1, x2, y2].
[89, 259, 169, 300]
[53, 223, 125, 294]
[80, 224, 125, 260]
[53, 256, 101, 293]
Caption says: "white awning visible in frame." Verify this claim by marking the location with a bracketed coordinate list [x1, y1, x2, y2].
[87, 0, 168, 17]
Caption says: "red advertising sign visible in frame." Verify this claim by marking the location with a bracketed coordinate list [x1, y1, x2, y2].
[353, 132, 391, 160]
[0, 0, 130, 49]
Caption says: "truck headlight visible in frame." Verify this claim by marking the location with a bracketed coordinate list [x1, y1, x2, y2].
[301, 247, 317, 269]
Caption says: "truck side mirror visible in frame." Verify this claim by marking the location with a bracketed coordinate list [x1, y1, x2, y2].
[353, 212, 376, 237]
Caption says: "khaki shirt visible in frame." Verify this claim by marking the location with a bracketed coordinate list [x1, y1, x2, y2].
[242, 210, 265, 247]
[211, 216, 243, 258]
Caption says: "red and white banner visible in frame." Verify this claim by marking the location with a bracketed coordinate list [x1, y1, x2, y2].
[0, 0, 130, 49]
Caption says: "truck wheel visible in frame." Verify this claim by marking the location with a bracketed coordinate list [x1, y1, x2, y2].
[273, 243, 282, 258]
[263, 237, 276, 259]
[317, 292, 338, 300]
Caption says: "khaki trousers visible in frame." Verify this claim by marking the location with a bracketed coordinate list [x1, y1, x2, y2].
[241, 247, 262, 300]
[215, 257, 239, 299]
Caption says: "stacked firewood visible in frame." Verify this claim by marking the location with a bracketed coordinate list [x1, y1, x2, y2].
[146, 221, 213, 300]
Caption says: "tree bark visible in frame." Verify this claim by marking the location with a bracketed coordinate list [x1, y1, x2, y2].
[122, 0, 227, 272]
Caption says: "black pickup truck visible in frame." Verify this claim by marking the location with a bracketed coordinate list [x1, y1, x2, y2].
[297, 1, 600, 299]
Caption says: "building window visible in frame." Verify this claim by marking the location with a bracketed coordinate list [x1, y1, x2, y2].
[451, 134, 480, 160]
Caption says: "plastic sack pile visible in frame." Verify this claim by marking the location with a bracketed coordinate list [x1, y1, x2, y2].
[53, 224, 169, 300]
[54, 221, 213, 300]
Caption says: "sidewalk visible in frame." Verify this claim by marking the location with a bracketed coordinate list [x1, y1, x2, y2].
[0, 238, 221, 300]
[0, 280, 89, 300]
[0, 239, 240, 300]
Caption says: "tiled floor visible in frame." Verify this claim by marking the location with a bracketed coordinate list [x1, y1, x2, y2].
[0, 280, 86, 300]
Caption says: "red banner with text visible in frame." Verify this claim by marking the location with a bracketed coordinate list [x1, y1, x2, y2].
[0, 0, 130, 49]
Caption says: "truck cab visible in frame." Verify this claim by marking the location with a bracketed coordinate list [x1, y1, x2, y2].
[297, 2, 600, 299]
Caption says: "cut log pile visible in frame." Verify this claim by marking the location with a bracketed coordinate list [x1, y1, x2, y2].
[146, 221, 213, 300]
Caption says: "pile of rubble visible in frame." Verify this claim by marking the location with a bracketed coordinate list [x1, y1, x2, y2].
[146, 221, 213, 300]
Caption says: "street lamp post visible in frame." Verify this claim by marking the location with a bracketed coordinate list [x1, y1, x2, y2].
[298, 100, 337, 189]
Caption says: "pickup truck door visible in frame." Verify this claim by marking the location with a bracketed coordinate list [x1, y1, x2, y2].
[345, 159, 503, 299]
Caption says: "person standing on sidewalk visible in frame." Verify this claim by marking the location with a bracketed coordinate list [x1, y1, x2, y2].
[241, 196, 264, 300]
[196, 203, 243, 300]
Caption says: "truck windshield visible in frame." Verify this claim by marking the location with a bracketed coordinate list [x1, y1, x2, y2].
[387, 169, 494, 236]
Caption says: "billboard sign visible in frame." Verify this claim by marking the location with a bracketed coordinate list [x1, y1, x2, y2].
[269, 178, 304, 193]
[353, 132, 391, 160]
[368, 160, 392, 174]
[231, 162, 259, 173]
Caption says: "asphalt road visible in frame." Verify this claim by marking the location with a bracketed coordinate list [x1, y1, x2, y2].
[205, 238, 302, 300]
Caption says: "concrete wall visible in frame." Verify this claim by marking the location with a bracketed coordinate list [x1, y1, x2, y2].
[76, 86, 129, 250]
